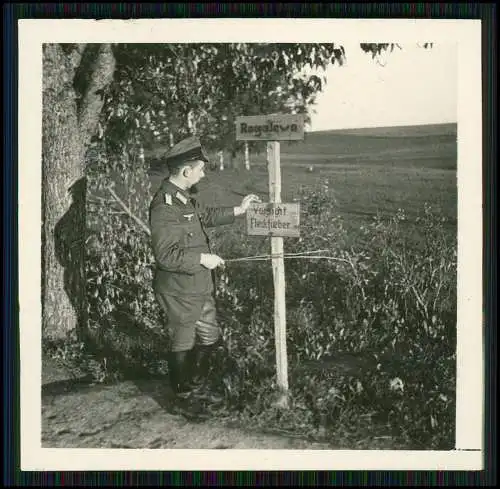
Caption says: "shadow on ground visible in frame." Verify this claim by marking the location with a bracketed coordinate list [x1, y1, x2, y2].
[41, 355, 333, 449]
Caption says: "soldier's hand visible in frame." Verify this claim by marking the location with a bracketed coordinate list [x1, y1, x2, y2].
[235, 194, 262, 216]
[200, 253, 225, 270]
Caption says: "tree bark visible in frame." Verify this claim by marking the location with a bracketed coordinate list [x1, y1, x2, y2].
[42, 43, 116, 342]
[229, 149, 239, 170]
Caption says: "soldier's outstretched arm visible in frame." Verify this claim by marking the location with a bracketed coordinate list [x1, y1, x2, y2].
[193, 194, 261, 228]
[150, 203, 203, 274]
[195, 202, 236, 228]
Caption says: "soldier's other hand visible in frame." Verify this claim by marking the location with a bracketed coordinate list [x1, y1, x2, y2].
[200, 253, 225, 270]
[235, 194, 262, 215]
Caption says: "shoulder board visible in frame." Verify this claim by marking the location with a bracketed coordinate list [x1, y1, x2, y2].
[175, 191, 188, 205]
[164, 193, 172, 206]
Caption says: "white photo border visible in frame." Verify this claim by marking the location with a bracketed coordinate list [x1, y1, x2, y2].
[18, 18, 483, 471]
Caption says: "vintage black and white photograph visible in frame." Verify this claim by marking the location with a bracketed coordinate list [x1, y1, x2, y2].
[19, 18, 483, 471]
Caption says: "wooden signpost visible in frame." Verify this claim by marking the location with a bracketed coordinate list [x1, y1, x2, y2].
[236, 113, 304, 407]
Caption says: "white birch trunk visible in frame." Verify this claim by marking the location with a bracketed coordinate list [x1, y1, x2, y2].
[244, 142, 250, 170]
[218, 150, 224, 171]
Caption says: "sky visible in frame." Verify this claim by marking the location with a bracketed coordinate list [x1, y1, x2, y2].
[306, 42, 457, 132]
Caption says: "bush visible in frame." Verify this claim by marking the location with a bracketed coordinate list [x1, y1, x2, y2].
[207, 184, 456, 449]
[78, 159, 456, 449]
[84, 142, 168, 379]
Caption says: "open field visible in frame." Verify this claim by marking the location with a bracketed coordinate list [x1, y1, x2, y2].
[168, 122, 457, 240]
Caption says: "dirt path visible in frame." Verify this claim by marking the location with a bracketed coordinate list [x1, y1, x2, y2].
[42, 357, 331, 450]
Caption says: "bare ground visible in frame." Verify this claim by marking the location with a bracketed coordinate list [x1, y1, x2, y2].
[42, 356, 333, 450]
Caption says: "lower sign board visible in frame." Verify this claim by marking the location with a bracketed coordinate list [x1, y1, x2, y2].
[235, 114, 305, 141]
[247, 203, 301, 237]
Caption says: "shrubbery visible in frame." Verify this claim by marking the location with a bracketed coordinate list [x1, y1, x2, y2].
[64, 146, 457, 450]
[208, 183, 456, 449]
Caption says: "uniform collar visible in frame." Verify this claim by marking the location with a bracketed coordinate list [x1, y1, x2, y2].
[161, 179, 191, 205]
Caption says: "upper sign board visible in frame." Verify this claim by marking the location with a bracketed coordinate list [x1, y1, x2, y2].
[235, 114, 305, 141]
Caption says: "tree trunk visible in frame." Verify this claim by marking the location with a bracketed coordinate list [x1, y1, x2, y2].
[218, 150, 224, 171]
[42, 43, 116, 342]
[229, 149, 239, 170]
[244, 141, 250, 170]
[187, 109, 196, 135]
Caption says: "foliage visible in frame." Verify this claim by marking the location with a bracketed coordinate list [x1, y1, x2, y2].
[359, 43, 433, 58]
[207, 185, 456, 449]
[99, 43, 346, 162]
[83, 140, 169, 378]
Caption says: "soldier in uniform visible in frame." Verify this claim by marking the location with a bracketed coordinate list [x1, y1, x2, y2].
[148, 135, 260, 401]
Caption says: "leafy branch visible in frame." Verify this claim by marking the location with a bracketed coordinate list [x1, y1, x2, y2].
[106, 185, 151, 236]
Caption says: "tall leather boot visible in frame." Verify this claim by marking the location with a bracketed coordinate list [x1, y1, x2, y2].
[168, 350, 193, 396]
[186, 347, 201, 387]
[191, 344, 223, 403]
[196, 345, 215, 379]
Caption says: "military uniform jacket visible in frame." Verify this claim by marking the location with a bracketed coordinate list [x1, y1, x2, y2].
[149, 179, 235, 298]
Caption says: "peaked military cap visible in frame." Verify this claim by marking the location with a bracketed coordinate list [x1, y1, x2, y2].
[164, 136, 210, 171]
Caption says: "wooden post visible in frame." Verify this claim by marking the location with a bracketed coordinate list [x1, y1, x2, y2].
[267, 141, 289, 407]
[235, 113, 304, 408]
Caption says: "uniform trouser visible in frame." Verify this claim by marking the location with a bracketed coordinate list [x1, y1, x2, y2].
[155, 292, 221, 353]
